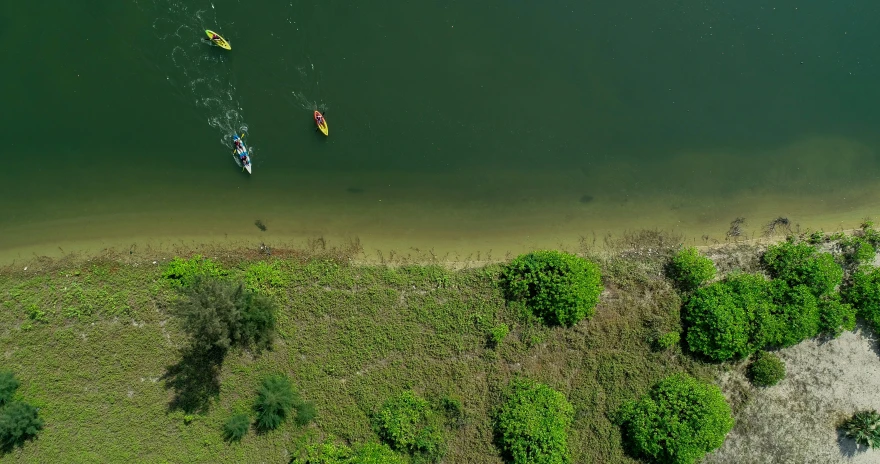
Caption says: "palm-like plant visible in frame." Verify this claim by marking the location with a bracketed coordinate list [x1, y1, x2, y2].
[842, 410, 880, 449]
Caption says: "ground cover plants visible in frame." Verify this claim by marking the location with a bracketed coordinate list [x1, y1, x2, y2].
[3, 224, 877, 462]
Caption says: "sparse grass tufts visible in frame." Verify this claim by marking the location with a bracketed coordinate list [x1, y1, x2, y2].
[254, 375, 297, 433]
[502, 250, 603, 327]
[222, 413, 250, 442]
[373, 390, 445, 462]
[747, 351, 785, 387]
[841, 410, 880, 449]
[617, 373, 733, 464]
[0, 372, 19, 407]
[667, 247, 716, 292]
[494, 378, 574, 464]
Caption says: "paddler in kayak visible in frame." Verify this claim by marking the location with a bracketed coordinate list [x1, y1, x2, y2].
[204, 33, 222, 45]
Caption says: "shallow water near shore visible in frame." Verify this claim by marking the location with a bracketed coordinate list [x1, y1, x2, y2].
[2, 1, 880, 263]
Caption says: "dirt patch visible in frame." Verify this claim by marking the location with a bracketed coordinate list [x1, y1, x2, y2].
[706, 326, 880, 464]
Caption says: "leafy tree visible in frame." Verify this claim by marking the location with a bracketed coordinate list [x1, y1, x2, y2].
[0, 372, 19, 407]
[762, 240, 842, 298]
[172, 277, 278, 354]
[667, 247, 716, 292]
[254, 375, 298, 432]
[222, 413, 250, 442]
[683, 282, 750, 361]
[0, 401, 43, 452]
[841, 410, 880, 449]
[617, 374, 734, 464]
[502, 250, 603, 327]
[843, 265, 880, 332]
[373, 390, 445, 462]
[494, 378, 574, 464]
[748, 351, 785, 387]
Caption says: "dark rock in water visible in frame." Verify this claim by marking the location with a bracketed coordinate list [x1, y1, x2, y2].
[254, 220, 267, 232]
[580, 194, 594, 204]
[346, 187, 365, 194]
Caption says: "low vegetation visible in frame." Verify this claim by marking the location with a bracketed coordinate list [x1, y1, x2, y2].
[841, 410, 880, 449]
[667, 247, 716, 292]
[372, 390, 445, 462]
[291, 439, 404, 464]
[617, 373, 734, 464]
[494, 378, 574, 464]
[501, 250, 603, 327]
[222, 413, 250, 443]
[747, 351, 785, 387]
[254, 375, 298, 433]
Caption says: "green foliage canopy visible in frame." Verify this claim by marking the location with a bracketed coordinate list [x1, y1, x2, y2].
[617, 374, 734, 464]
[667, 247, 716, 292]
[748, 351, 785, 387]
[494, 378, 574, 464]
[373, 390, 445, 461]
[502, 250, 603, 327]
[0, 401, 44, 452]
[762, 240, 842, 298]
[0, 372, 19, 407]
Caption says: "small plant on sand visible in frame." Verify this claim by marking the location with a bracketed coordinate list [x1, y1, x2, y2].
[502, 250, 603, 327]
[222, 413, 250, 442]
[0, 372, 19, 407]
[162, 255, 227, 288]
[254, 375, 297, 432]
[748, 351, 785, 387]
[373, 390, 445, 462]
[494, 378, 574, 464]
[0, 401, 44, 452]
[667, 247, 716, 292]
[617, 373, 733, 464]
[841, 410, 880, 449]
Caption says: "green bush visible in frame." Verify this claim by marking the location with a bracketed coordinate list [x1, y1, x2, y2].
[667, 247, 716, 292]
[222, 413, 250, 442]
[292, 440, 404, 464]
[748, 351, 786, 387]
[766, 282, 820, 347]
[494, 378, 574, 464]
[841, 410, 880, 449]
[162, 255, 226, 288]
[244, 261, 287, 294]
[172, 277, 277, 354]
[0, 372, 19, 407]
[617, 374, 734, 464]
[762, 240, 842, 298]
[817, 296, 856, 337]
[843, 265, 880, 332]
[0, 401, 44, 452]
[502, 250, 603, 327]
[654, 331, 680, 351]
[254, 375, 298, 432]
[838, 235, 877, 266]
[489, 323, 509, 346]
[295, 401, 317, 426]
[373, 390, 445, 461]
[441, 396, 465, 429]
[683, 274, 777, 361]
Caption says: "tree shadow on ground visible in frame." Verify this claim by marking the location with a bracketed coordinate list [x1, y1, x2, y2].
[161, 345, 226, 414]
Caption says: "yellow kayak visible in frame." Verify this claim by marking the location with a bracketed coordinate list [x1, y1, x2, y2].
[314, 110, 328, 136]
[205, 30, 231, 50]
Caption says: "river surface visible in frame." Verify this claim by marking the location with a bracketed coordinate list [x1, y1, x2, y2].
[2, 0, 880, 262]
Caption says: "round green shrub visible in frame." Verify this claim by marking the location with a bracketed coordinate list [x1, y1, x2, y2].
[767, 282, 820, 347]
[0, 401, 44, 452]
[222, 413, 250, 442]
[843, 265, 880, 332]
[373, 390, 445, 461]
[502, 250, 603, 327]
[683, 282, 751, 362]
[748, 351, 785, 387]
[762, 240, 842, 298]
[841, 410, 880, 449]
[817, 297, 856, 337]
[618, 373, 734, 464]
[667, 247, 716, 292]
[494, 378, 574, 464]
[254, 375, 298, 432]
[0, 372, 19, 407]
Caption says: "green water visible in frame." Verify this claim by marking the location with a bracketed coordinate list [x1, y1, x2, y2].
[2, 0, 880, 260]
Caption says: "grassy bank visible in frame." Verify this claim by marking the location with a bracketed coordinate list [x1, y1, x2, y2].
[0, 234, 711, 463]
